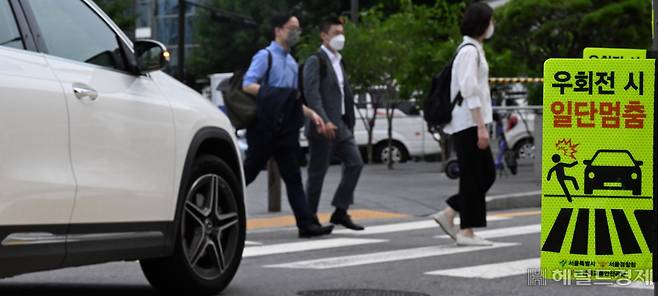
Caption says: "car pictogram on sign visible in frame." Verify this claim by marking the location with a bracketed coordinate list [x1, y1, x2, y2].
[583, 150, 642, 195]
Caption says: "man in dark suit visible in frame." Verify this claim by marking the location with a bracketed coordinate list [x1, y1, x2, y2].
[303, 17, 365, 231]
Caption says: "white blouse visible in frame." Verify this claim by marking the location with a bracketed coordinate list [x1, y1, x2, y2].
[443, 36, 493, 135]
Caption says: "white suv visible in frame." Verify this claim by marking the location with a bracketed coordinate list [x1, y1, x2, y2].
[0, 1, 245, 295]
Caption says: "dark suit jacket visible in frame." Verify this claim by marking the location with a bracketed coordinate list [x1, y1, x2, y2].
[302, 49, 355, 139]
[255, 85, 304, 135]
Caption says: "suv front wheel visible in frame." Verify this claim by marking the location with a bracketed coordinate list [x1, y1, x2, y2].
[141, 155, 246, 295]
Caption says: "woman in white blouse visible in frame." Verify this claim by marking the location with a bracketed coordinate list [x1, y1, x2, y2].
[433, 3, 497, 246]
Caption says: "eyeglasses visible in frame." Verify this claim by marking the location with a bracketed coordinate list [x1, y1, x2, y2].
[284, 26, 302, 33]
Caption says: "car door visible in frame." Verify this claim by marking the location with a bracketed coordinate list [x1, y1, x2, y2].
[0, 0, 75, 275]
[22, 0, 176, 227]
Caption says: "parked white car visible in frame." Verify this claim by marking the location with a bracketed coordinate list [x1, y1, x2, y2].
[495, 86, 536, 160]
[0, 1, 245, 295]
[503, 111, 535, 159]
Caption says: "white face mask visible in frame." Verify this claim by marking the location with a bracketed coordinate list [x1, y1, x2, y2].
[329, 34, 345, 51]
[484, 21, 494, 39]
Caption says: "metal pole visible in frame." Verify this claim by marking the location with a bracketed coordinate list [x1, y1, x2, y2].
[177, 0, 186, 82]
[350, 0, 359, 24]
[651, 0, 658, 296]
[653, 0, 658, 51]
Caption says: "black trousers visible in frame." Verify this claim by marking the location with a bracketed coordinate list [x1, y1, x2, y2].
[244, 127, 314, 228]
[446, 127, 496, 229]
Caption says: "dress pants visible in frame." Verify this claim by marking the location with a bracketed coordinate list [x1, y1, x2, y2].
[306, 121, 364, 214]
[244, 127, 315, 228]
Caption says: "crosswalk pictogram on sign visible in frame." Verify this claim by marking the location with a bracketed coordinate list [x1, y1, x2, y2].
[542, 208, 652, 255]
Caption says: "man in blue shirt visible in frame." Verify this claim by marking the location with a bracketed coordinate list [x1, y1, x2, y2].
[242, 13, 334, 238]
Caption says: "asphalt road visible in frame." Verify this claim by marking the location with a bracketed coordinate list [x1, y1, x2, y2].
[0, 208, 652, 296]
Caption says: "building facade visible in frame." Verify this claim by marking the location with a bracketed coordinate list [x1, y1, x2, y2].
[134, 0, 204, 76]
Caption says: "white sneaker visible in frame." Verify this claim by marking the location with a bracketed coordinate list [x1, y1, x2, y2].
[456, 233, 493, 246]
[432, 211, 457, 241]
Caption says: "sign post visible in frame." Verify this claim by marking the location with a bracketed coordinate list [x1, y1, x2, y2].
[650, 0, 658, 296]
[541, 59, 655, 285]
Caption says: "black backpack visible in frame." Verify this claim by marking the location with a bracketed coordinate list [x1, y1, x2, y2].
[299, 51, 337, 105]
[220, 50, 272, 130]
[423, 43, 478, 131]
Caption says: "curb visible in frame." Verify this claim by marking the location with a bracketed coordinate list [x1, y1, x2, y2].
[486, 190, 541, 211]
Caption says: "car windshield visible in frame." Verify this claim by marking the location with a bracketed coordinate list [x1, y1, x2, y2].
[590, 152, 636, 167]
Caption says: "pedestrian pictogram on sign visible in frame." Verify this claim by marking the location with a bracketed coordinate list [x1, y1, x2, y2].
[541, 58, 655, 282]
[547, 154, 579, 202]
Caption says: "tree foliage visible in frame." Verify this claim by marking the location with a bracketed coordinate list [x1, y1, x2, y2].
[490, 0, 652, 77]
[187, 0, 446, 79]
[188, 0, 350, 77]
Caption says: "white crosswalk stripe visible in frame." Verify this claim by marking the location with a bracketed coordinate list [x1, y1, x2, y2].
[243, 238, 387, 258]
[262, 223, 541, 269]
[333, 216, 510, 235]
[264, 242, 519, 269]
[425, 258, 540, 279]
[434, 224, 540, 240]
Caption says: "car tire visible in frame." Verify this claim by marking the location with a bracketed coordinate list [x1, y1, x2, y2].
[444, 159, 460, 180]
[374, 141, 409, 164]
[140, 155, 246, 296]
[514, 138, 535, 160]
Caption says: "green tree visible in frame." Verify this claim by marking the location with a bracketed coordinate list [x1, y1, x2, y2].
[187, 0, 441, 79]
[490, 0, 651, 78]
[188, 0, 350, 77]
[188, 0, 288, 76]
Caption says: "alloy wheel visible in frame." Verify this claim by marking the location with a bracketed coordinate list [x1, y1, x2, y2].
[181, 174, 239, 280]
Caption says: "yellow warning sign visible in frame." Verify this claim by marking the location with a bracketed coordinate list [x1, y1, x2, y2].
[542, 59, 655, 282]
[583, 48, 646, 60]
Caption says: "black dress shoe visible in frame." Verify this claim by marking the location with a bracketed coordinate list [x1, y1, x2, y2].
[330, 213, 365, 231]
[298, 224, 334, 238]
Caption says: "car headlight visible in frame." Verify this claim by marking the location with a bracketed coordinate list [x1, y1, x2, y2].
[631, 172, 638, 180]
[588, 172, 595, 179]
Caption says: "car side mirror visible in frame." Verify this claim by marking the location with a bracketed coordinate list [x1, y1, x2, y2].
[635, 160, 644, 166]
[134, 39, 170, 73]
[582, 160, 591, 165]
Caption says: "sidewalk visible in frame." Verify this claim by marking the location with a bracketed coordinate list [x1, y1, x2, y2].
[245, 159, 541, 229]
